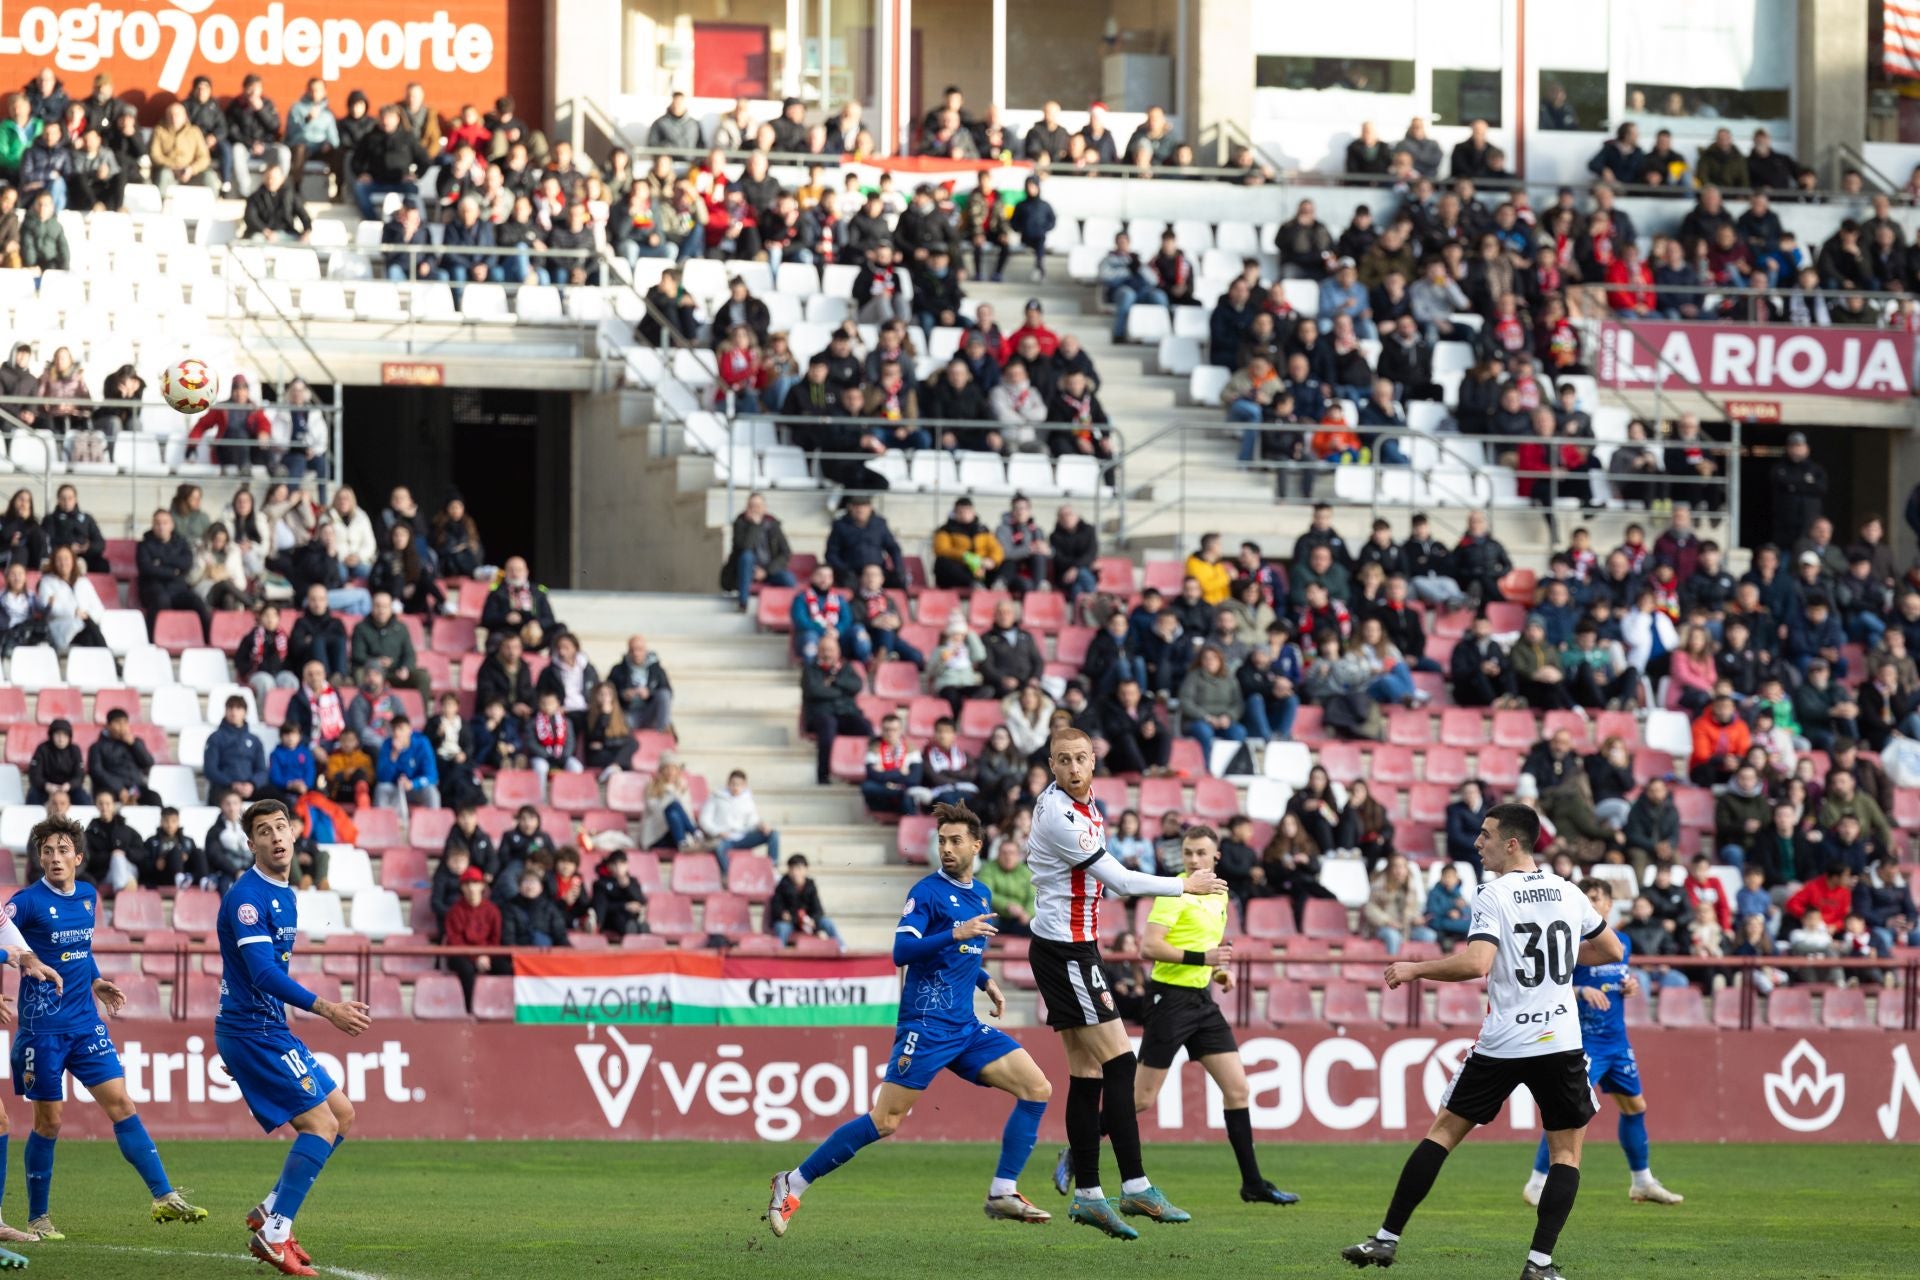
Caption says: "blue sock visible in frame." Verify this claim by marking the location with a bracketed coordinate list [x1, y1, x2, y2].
[796, 1115, 881, 1187]
[1532, 1135, 1551, 1176]
[1618, 1111, 1650, 1173]
[24, 1133, 53, 1221]
[995, 1099, 1046, 1183]
[113, 1116, 173, 1198]
[0, 1134, 9, 1212]
[332, 1135, 346, 1153]
[269, 1133, 333, 1224]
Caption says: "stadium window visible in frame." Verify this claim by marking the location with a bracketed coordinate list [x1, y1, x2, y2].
[1006, 0, 1181, 111]
[1624, 82, 1791, 122]
[800, 0, 876, 113]
[623, 0, 793, 98]
[1253, 56, 1415, 93]
[1431, 68, 1502, 128]
[1538, 69, 1606, 131]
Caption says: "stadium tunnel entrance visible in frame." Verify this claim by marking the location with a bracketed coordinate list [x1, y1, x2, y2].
[342, 386, 575, 586]
[1733, 420, 1895, 553]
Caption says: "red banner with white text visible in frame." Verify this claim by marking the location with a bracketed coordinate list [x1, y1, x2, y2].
[16, 1024, 1920, 1144]
[1594, 320, 1916, 400]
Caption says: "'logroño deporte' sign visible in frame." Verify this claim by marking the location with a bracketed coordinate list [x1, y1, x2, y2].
[1596, 321, 1916, 401]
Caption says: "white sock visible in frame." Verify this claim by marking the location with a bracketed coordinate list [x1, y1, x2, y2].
[786, 1169, 810, 1197]
[1529, 1251, 1552, 1267]
[1376, 1228, 1400, 1242]
[1074, 1186, 1105, 1201]
[264, 1213, 293, 1244]
[262, 1190, 277, 1215]
[1631, 1167, 1654, 1186]
[1526, 1170, 1547, 1185]
[1120, 1176, 1151, 1195]
[989, 1178, 1018, 1198]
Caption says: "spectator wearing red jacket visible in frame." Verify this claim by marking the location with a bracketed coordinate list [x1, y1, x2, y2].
[188, 373, 272, 470]
[1605, 242, 1655, 316]
[998, 298, 1060, 364]
[442, 865, 504, 1010]
[1786, 863, 1857, 931]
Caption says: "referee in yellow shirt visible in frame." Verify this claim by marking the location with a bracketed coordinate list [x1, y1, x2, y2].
[1137, 825, 1297, 1205]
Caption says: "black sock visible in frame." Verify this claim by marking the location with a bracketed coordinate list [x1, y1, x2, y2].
[1223, 1107, 1263, 1186]
[1531, 1163, 1581, 1259]
[1101, 1053, 1146, 1184]
[1383, 1138, 1451, 1235]
[1066, 1076, 1104, 1190]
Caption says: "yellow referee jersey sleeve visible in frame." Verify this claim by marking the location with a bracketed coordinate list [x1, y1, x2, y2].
[1147, 892, 1228, 988]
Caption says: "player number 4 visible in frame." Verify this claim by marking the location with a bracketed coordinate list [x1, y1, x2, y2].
[1512, 921, 1573, 989]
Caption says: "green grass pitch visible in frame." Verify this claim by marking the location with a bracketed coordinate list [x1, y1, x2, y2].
[10, 1138, 1912, 1278]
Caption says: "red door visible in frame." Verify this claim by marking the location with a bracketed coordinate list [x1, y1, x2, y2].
[692, 23, 770, 99]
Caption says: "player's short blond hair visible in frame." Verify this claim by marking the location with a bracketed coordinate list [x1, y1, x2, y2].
[1049, 726, 1094, 752]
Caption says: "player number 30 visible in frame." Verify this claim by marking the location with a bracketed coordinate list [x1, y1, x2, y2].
[1511, 921, 1573, 989]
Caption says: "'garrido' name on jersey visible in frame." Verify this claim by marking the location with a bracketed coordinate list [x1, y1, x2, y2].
[1511, 887, 1563, 904]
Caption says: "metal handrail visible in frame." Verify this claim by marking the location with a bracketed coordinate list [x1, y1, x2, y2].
[220, 246, 340, 387]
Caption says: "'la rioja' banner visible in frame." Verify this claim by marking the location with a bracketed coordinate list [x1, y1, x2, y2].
[512, 952, 900, 1026]
[1594, 321, 1915, 400]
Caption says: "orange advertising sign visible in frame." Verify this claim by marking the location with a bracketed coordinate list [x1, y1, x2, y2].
[0, 0, 545, 121]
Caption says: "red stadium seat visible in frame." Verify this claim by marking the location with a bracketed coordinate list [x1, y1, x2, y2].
[185, 978, 224, 1021]
[1491, 710, 1538, 749]
[911, 589, 961, 625]
[1421, 635, 1455, 672]
[872, 661, 921, 700]
[1623, 990, 1652, 1028]
[1088, 777, 1129, 817]
[957, 700, 1002, 738]
[1498, 568, 1537, 602]
[631, 731, 675, 771]
[1632, 748, 1678, 785]
[0, 689, 24, 727]
[1766, 987, 1816, 1030]
[1379, 982, 1418, 1026]
[105, 539, 138, 580]
[1243, 898, 1298, 941]
[896, 815, 934, 864]
[491, 768, 544, 809]
[966, 590, 1013, 632]
[1289, 705, 1325, 742]
[1475, 748, 1521, 788]
[1000, 959, 1035, 988]
[579, 810, 627, 836]
[1300, 899, 1349, 940]
[645, 892, 699, 940]
[1821, 987, 1868, 1030]
[1593, 711, 1640, 747]
[1096, 557, 1136, 593]
[152, 611, 206, 654]
[790, 933, 842, 955]
[730, 933, 781, 954]
[139, 930, 185, 979]
[413, 974, 471, 1020]
[626, 851, 663, 895]
[1316, 741, 1364, 778]
[1435, 985, 1486, 1027]
[905, 695, 947, 738]
[208, 611, 253, 652]
[1408, 783, 1451, 826]
[549, 771, 600, 812]
[114, 976, 167, 1020]
[829, 737, 867, 784]
[365, 977, 407, 1020]
[1281, 935, 1337, 983]
[1672, 786, 1713, 830]
[1654, 985, 1705, 1027]
[756, 586, 797, 632]
[607, 771, 651, 814]
[702, 892, 752, 937]
[726, 854, 776, 899]
[1262, 982, 1316, 1025]
[466, 975, 515, 1021]
[432, 616, 479, 655]
[1191, 777, 1237, 822]
[1542, 710, 1590, 745]
[378, 849, 430, 894]
[1137, 777, 1183, 821]
[1384, 709, 1429, 748]
[1438, 709, 1486, 748]
[670, 853, 723, 896]
[1053, 626, 1095, 667]
[1371, 745, 1415, 785]
[354, 807, 404, 852]
[1421, 748, 1469, 788]
[408, 807, 455, 849]
[1484, 602, 1526, 634]
[1142, 562, 1185, 594]
[112, 889, 166, 933]
[1321, 982, 1372, 1024]
[171, 888, 221, 935]
[90, 687, 142, 724]
[1020, 592, 1065, 634]
[34, 688, 82, 725]
[1712, 990, 1744, 1029]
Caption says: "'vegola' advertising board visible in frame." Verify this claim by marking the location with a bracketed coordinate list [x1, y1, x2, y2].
[0, 1, 545, 123]
[17, 1024, 1920, 1144]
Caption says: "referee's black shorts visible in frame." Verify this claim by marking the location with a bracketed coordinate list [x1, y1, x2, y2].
[1031, 936, 1120, 1029]
[1440, 1048, 1596, 1132]
[1138, 980, 1239, 1069]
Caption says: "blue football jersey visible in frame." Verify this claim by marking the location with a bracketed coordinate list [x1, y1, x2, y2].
[1573, 929, 1633, 1046]
[215, 867, 304, 1035]
[7, 880, 102, 1035]
[894, 870, 993, 1031]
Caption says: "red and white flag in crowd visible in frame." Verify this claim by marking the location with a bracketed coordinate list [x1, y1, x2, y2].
[1887, 1, 1920, 77]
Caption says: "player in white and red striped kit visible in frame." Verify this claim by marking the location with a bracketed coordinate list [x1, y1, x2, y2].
[1023, 727, 1226, 1240]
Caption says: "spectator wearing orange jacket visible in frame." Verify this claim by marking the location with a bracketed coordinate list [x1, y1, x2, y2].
[1688, 692, 1751, 786]
[1184, 532, 1233, 604]
[1605, 242, 1656, 316]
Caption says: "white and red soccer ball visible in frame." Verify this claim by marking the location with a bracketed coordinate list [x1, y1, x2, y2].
[159, 358, 217, 414]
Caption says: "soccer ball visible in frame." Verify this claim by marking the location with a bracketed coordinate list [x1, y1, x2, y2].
[160, 358, 217, 414]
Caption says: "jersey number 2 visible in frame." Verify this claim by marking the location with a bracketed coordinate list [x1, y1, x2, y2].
[1512, 921, 1573, 988]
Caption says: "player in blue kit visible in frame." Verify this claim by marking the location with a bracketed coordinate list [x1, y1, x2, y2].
[8, 815, 207, 1245]
[766, 802, 1053, 1236]
[217, 800, 373, 1277]
[1522, 879, 1684, 1208]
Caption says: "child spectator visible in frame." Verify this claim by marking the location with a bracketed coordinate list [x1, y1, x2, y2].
[375, 716, 440, 812]
[269, 721, 316, 798]
[592, 849, 649, 941]
[495, 805, 557, 903]
[469, 697, 523, 771]
[324, 727, 374, 805]
[525, 687, 583, 782]
[442, 867, 504, 1009]
[767, 854, 843, 949]
[1787, 908, 1839, 984]
[1426, 863, 1472, 948]
[1730, 913, 1788, 993]
[1839, 912, 1881, 986]
[140, 807, 198, 890]
[1735, 866, 1773, 933]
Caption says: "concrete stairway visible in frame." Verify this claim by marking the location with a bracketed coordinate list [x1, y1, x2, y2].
[552, 590, 911, 949]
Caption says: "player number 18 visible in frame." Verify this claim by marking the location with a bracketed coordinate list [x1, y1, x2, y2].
[280, 1049, 307, 1078]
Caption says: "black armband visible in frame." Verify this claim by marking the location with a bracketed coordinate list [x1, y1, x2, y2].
[1182, 950, 1208, 967]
